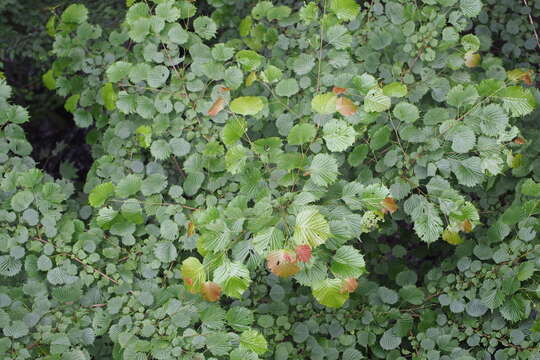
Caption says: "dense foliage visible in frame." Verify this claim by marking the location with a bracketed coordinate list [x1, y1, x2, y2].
[1, 0, 539, 359]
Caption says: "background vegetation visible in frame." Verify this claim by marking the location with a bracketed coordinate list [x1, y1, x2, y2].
[0, 0, 539, 359]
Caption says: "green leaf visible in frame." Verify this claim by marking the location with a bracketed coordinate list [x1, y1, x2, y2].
[364, 87, 391, 113]
[312, 93, 338, 114]
[522, 179, 540, 197]
[450, 125, 476, 153]
[106, 61, 132, 82]
[517, 261, 536, 281]
[236, 50, 263, 71]
[379, 329, 401, 350]
[460, 0, 482, 18]
[446, 85, 479, 108]
[42, 70, 56, 90]
[10, 191, 34, 212]
[293, 208, 331, 247]
[213, 262, 251, 299]
[370, 126, 391, 151]
[168, 23, 189, 44]
[222, 118, 248, 146]
[154, 242, 177, 263]
[115, 174, 142, 198]
[275, 78, 299, 97]
[230, 97, 264, 115]
[330, 0, 360, 21]
[323, 119, 356, 152]
[399, 285, 424, 305]
[288, 123, 317, 145]
[495, 86, 536, 117]
[193, 16, 217, 40]
[461, 34, 481, 52]
[64, 94, 80, 112]
[312, 279, 349, 308]
[239, 330, 267, 355]
[61, 4, 88, 24]
[225, 144, 248, 174]
[500, 296, 526, 323]
[383, 82, 408, 98]
[393, 102, 419, 123]
[308, 154, 339, 187]
[101, 83, 117, 111]
[89, 182, 115, 208]
[453, 157, 484, 187]
[331, 246, 366, 278]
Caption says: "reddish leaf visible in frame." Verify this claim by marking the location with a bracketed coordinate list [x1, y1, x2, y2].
[266, 250, 300, 278]
[381, 197, 398, 214]
[295, 244, 312, 263]
[220, 87, 231, 92]
[340, 278, 358, 294]
[336, 97, 358, 116]
[513, 137, 526, 145]
[185, 277, 193, 286]
[332, 86, 346, 94]
[521, 73, 533, 86]
[208, 97, 225, 116]
[201, 281, 221, 302]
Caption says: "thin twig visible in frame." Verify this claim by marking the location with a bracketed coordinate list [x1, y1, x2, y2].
[523, 0, 540, 50]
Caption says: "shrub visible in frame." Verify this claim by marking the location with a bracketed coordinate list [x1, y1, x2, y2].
[1, 0, 539, 359]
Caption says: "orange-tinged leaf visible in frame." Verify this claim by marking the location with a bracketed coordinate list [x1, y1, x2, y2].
[220, 87, 231, 92]
[336, 97, 358, 116]
[266, 250, 300, 278]
[295, 244, 312, 263]
[201, 281, 221, 302]
[464, 52, 481, 68]
[461, 220, 473, 233]
[332, 86, 346, 94]
[381, 197, 398, 214]
[340, 278, 358, 294]
[513, 137, 526, 145]
[508, 69, 534, 85]
[208, 97, 225, 117]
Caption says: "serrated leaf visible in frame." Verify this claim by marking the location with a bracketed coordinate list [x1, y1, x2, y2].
[312, 93, 338, 114]
[323, 119, 356, 152]
[293, 208, 331, 247]
[379, 329, 401, 350]
[222, 118, 247, 145]
[460, 0, 482, 18]
[288, 123, 317, 145]
[240, 330, 267, 355]
[213, 262, 251, 298]
[89, 182, 115, 208]
[312, 279, 349, 308]
[154, 242, 177, 263]
[495, 86, 536, 117]
[308, 154, 339, 187]
[330, 0, 360, 21]
[364, 87, 391, 113]
[331, 246, 365, 278]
